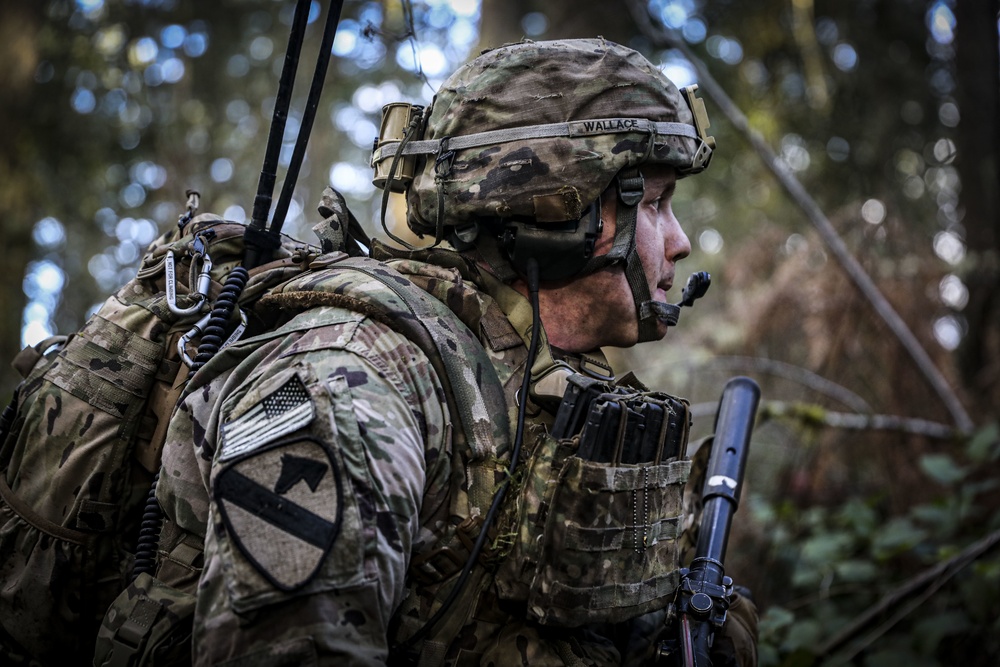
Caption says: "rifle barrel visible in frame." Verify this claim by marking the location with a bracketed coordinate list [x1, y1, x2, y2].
[676, 376, 760, 667]
[695, 376, 760, 564]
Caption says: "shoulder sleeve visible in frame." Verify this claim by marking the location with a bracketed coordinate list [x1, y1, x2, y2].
[193, 313, 450, 666]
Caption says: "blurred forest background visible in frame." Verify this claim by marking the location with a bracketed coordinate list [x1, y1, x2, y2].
[1, 0, 998, 664]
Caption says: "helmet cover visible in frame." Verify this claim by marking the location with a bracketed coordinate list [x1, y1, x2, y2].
[399, 38, 710, 236]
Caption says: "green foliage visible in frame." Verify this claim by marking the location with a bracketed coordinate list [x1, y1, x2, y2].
[967, 423, 1000, 464]
[918, 454, 967, 486]
[754, 424, 1000, 667]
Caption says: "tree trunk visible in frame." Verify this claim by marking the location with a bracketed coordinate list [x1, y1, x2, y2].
[0, 4, 45, 396]
[478, 0, 638, 52]
[954, 0, 1000, 420]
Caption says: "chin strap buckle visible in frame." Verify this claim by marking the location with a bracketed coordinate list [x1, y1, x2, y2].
[641, 301, 681, 327]
[617, 168, 645, 207]
[641, 271, 712, 328]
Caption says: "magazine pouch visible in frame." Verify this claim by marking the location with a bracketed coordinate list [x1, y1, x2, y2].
[496, 388, 692, 626]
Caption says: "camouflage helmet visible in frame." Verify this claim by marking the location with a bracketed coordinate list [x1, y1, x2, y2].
[371, 38, 715, 342]
[371, 38, 715, 238]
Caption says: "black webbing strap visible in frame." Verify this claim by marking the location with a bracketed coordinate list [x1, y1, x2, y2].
[611, 168, 661, 342]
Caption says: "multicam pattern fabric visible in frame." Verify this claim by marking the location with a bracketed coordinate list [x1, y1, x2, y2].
[495, 427, 691, 628]
[404, 38, 708, 235]
[0, 216, 316, 666]
[139, 244, 703, 666]
[153, 301, 447, 665]
[147, 253, 521, 665]
[93, 571, 197, 666]
[8, 228, 739, 665]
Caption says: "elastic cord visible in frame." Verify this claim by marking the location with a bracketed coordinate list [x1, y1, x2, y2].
[432, 137, 454, 247]
[379, 116, 422, 250]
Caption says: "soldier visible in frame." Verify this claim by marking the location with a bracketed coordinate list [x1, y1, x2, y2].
[100, 38, 756, 666]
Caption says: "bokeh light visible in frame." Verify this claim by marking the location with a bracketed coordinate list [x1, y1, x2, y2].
[698, 228, 723, 255]
[939, 274, 968, 310]
[933, 230, 965, 265]
[927, 1, 956, 45]
[861, 199, 886, 225]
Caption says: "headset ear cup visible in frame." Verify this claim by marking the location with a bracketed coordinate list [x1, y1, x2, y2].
[501, 202, 602, 283]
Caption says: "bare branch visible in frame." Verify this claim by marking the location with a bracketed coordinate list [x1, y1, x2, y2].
[625, 0, 975, 435]
[690, 400, 957, 439]
[696, 356, 872, 413]
[815, 527, 1000, 660]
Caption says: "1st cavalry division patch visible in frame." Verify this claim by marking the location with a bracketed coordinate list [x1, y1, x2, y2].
[214, 437, 343, 591]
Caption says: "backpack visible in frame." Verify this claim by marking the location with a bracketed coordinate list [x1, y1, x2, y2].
[91, 246, 514, 667]
[0, 210, 319, 665]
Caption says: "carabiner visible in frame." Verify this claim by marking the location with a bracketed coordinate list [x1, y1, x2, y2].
[176, 309, 249, 367]
[177, 313, 211, 366]
[222, 309, 249, 350]
[166, 237, 214, 317]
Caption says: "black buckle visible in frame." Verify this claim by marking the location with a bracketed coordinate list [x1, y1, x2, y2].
[410, 545, 466, 586]
[434, 136, 454, 175]
[617, 170, 644, 207]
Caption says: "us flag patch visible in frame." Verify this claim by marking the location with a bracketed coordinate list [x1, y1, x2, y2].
[220, 375, 315, 462]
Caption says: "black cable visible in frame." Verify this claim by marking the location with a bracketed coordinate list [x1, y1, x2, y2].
[199, 0, 345, 372]
[188, 266, 249, 378]
[132, 0, 346, 583]
[378, 112, 424, 249]
[130, 471, 162, 582]
[395, 258, 542, 655]
[269, 0, 346, 241]
[245, 0, 311, 269]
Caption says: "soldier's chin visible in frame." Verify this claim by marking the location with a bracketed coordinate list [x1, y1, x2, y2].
[616, 320, 665, 348]
[638, 317, 671, 345]
[653, 319, 671, 342]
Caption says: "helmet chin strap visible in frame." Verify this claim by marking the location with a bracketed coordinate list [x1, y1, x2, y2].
[617, 168, 679, 342]
[594, 167, 680, 343]
[482, 166, 684, 341]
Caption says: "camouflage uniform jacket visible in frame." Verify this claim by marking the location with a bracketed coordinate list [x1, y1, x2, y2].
[151, 246, 665, 666]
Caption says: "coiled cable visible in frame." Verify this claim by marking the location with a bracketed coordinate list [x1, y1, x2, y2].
[188, 265, 249, 379]
[128, 0, 345, 585]
[130, 471, 162, 582]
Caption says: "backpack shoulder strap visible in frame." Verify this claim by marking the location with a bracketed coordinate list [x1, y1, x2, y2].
[259, 254, 511, 516]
